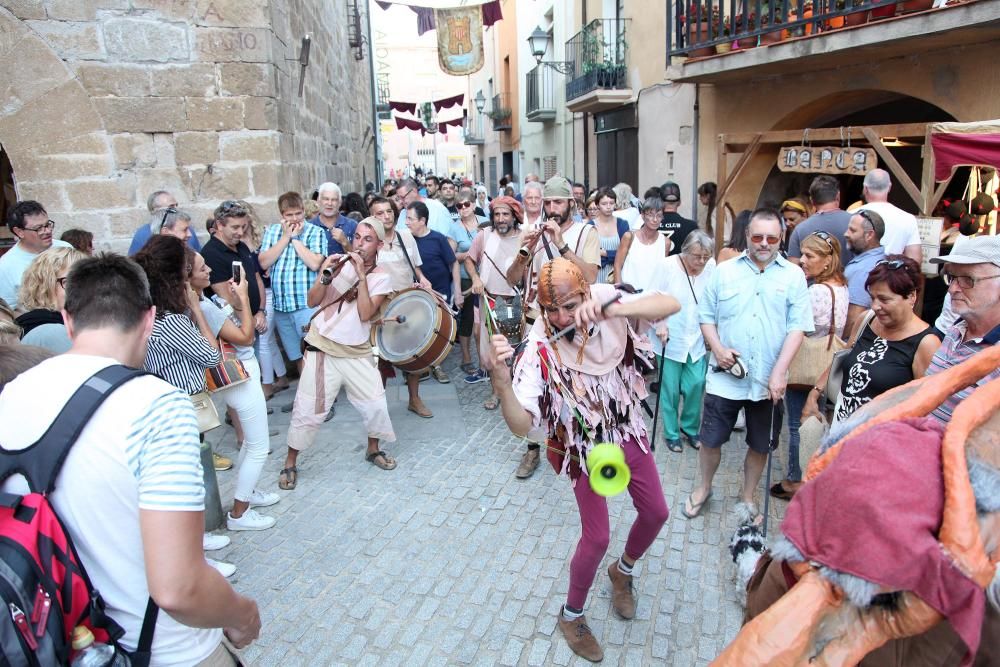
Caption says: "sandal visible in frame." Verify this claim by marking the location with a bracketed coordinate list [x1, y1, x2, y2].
[366, 450, 397, 471]
[278, 466, 297, 490]
[682, 491, 712, 519]
[483, 395, 499, 410]
[665, 439, 683, 453]
[460, 362, 476, 374]
[734, 501, 764, 527]
[769, 481, 800, 501]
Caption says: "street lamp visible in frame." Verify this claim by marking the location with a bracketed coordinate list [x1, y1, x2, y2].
[527, 26, 573, 74]
[474, 90, 486, 113]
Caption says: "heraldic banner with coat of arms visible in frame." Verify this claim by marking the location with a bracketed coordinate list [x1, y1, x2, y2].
[435, 6, 484, 75]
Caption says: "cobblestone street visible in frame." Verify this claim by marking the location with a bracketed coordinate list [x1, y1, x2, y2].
[208, 352, 789, 666]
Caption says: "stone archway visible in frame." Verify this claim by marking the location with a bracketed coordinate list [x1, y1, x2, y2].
[0, 6, 117, 246]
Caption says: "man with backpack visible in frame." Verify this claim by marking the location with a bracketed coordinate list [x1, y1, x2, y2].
[0, 254, 260, 665]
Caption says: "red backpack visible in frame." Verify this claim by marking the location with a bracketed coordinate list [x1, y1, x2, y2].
[0, 365, 158, 666]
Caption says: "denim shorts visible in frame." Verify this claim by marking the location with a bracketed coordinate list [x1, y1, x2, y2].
[273, 307, 315, 361]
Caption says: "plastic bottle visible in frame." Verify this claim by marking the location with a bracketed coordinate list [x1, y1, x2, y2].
[70, 626, 128, 666]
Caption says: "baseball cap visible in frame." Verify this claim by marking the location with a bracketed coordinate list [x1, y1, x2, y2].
[542, 176, 572, 200]
[930, 235, 1000, 268]
[661, 182, 681, 203]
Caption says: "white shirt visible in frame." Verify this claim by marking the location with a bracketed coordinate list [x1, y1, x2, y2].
[858, 201, 921, 255]
[0, 355, 220, 665]
[0, 240, 72, 309]
[651, 254, 716, 362]
[617, 207, 642, 230]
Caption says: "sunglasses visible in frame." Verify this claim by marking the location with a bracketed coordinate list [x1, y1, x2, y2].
[809, 230, 835, 249]
[749, 233, 781, 245]
[457, 201, 473, 209]
[875, 259, 907, 270]
[857, 210, 877, 230]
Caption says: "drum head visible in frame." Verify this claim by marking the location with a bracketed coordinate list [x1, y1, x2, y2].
[376, 290, 439, 363]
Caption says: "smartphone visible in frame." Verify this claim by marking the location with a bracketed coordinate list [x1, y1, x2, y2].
[232, 261, 242, 285]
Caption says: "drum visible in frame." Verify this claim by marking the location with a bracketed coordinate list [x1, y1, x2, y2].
[375, 288, 456, 373]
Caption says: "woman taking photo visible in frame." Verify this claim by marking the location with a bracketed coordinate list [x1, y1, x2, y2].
[650, 230, 716, 452]
[15, 247, 86, 353]
[448, 191, 485, 376]
[803, 255, 940, 427]
[771, 231, 848, 500]
[190, 250, 280, 532]
[591, 187, 633, 284]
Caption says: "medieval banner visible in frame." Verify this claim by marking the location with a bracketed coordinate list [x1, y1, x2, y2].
[435, 6, 484, 75]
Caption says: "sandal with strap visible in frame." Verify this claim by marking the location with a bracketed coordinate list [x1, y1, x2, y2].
[483, 395, 499, 410]
[682, 490, 712, 519]
[278, 466, 297, 490]
[366, 450, 397, 471]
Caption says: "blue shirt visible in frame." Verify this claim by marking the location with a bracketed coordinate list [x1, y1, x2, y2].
[128, 225, 202, 255]
[260, 223, 328, 312]
[843, 245, 886, 308]
[447, 219, 483, 280]
[699, 253, 814, 401]
[307, 214, 357, 255]
[413, 230, 456, 300]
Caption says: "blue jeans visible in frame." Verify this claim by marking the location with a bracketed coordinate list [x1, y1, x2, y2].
[273, 307, 315, 362]
[783, 387, 808, 482]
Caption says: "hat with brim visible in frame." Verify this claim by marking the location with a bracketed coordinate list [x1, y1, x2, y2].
[929, 234, 1000, 268]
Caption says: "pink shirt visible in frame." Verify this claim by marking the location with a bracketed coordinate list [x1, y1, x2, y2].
[309, 264, 392, 346]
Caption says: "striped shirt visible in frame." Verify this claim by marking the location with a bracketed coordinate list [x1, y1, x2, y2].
[0, 355, 217, 663]
[143, 312, 221, 394]
[926, 320, 1000, 423]
[261, 222, 328, 312]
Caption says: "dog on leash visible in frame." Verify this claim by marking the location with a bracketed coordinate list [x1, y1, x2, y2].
[729, 502, 767, 607]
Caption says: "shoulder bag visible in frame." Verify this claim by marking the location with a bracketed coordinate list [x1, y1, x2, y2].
[787, 284, 849, 390]
[824, 308, 876, 400]
[205, 339, 251, 393]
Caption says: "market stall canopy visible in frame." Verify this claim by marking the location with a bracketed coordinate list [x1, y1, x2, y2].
[929, 120, 1000, 182]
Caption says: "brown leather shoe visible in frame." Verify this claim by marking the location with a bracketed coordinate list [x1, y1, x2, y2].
[407, 400, 433, 418]
[515, 448, 540, 479]
[607, 561, 636, 619]
[557, 607, 604, 662]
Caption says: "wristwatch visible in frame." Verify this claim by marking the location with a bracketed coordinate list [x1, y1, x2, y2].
[518, 246, 531, 259]
[558, 243, 570, 255]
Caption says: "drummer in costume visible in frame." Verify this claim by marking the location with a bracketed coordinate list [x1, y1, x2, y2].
[465, 195, 523, 410]
[368, 195, 438, 418]
[489, 258, 679, 663]
[279, 217, 397, 491]
[506, 175, 601, 479]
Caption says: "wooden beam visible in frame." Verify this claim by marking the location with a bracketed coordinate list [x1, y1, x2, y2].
[862, 126, 923, 210]
[930, 176, 953, 214]
[715, 133, 762, 254]
[721, 122, 929, 149]
[920, 125, 935, 216]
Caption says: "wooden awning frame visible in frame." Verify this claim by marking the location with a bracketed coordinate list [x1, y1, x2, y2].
[713, 122, 944, 253]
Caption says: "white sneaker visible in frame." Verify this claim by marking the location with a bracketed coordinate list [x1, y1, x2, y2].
[227, 508, 276, 531]
[248, 489, 281, 508]
[202, 533, 231, 551]
[207, 558, 236, 578]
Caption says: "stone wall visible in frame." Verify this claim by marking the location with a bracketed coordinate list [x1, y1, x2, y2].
[0, 0, 374, 251]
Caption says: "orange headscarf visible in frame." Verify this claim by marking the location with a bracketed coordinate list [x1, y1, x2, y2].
[537, 258, 591, 364]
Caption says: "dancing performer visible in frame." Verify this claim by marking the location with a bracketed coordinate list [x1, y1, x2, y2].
[489, 258, 679, 662]
[279, 218, 396, 491]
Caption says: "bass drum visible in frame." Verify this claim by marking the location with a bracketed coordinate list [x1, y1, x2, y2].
[374, 288, 456, 373]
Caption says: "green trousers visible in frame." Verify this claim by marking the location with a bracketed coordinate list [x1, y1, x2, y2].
[657, 354, 708, 441]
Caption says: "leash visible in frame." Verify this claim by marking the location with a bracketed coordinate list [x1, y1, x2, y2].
[761, 401, 781, 539]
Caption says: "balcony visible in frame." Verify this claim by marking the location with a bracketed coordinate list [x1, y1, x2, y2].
[375, 73, 391, 120]
[525, 65, 556, 122]
[489, 93, 512, 131]
[463, 112, 485, 145]
[565, 18, 632, 114]
[667, 0, 1000, 84]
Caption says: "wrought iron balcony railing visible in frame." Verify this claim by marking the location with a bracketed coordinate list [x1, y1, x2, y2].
[526, 65, 556, 121]
[489, 93, 512, 131]
[565, 18, 630, 102]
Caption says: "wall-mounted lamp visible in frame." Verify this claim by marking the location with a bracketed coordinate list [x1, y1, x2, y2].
[474, 90, 487, 113]
[527, 26, 573, 74]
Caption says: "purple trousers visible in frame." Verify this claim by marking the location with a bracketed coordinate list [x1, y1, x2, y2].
[567, 436, 669, 609]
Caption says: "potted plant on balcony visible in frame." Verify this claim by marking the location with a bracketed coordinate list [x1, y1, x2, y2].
[712, 15, 733, 52]
[684, 2, 716, 57]
[733, 10, 758, 48]
[869, 0, 899, 20]
[836, 0, 871, 26]
[900, 0, 934, 12]
[756, 3, 787, 45]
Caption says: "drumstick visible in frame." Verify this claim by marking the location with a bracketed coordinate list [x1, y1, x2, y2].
[375, 315, 407, 326]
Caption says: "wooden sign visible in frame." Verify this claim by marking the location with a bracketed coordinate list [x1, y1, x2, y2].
[777, 146, 877, 175]
[916, 216, 943, 276]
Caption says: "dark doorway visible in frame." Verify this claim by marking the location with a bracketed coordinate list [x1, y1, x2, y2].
[595, 104, 638, 191]
[502, 151, 514, 184]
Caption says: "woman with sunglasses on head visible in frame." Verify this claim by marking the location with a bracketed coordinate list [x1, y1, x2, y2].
[803, 255, 940, 428]
[770, 231, 848, 501]
[447, 191, 487, 376]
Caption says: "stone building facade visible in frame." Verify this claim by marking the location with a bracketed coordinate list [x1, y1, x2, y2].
[0, 0, 375, 251]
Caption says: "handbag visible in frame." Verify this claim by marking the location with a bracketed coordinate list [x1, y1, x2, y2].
[205, 340, 251, 392]
[190, 390, 221, 433]
[787, 284, 849, 390]
[825, 309, 876, 400]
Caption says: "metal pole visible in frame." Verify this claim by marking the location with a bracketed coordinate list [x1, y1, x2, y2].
[649, 340, 667, 452]
[364, 2, 382, 187]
